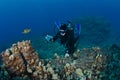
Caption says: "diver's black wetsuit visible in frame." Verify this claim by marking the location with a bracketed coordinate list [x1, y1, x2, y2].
[52, 25, 79, 54]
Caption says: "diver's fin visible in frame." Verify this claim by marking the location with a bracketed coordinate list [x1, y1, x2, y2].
[54, 21, 61, 29]
[75, 24, 81, 36]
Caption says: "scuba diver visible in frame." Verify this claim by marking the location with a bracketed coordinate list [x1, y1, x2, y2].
[45, 21, 81, 55]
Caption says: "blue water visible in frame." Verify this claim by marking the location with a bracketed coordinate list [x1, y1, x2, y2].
[0, 0, 120, 52]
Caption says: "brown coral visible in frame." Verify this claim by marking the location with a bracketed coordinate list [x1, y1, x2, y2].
[1, 40, 40, 79]
[0, 40, 108, 80]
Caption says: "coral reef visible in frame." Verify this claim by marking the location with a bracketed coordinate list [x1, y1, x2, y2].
[0, 40, 111, 80]
[1, 40, 40, 79]
[0, 40, 120, 80]
[103, 44, 120, 80]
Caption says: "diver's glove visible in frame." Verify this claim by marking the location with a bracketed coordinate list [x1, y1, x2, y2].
[45, 35, 53, 42]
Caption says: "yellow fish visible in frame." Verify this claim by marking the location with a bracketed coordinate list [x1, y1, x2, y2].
[22, 28, 31, 34]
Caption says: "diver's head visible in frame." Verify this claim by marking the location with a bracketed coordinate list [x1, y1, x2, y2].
[60, 24, 67, 30]
[59, 24, 67, 36]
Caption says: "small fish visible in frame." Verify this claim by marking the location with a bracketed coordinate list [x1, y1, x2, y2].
[22, 28, 31, 34]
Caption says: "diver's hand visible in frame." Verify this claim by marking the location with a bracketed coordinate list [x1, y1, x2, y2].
[45, 35, 53, 42]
